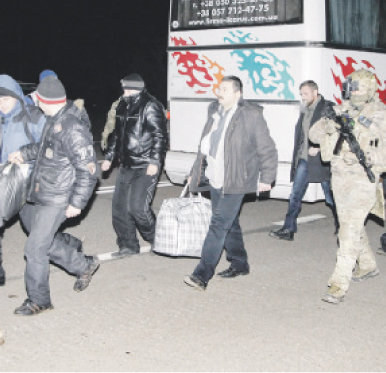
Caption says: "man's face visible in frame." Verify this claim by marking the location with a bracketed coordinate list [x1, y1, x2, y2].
[300, 86, 318, 107]
[0, 96, 17, 114]
[123, 89, 140, 97]
[217, 81, 240, 110]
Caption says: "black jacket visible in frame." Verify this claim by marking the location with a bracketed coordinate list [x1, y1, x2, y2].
[189, 99, 277, 194]
[104, 89, 167, 168]
[20, 102, 97, 209]
[290, 95, 334, 182]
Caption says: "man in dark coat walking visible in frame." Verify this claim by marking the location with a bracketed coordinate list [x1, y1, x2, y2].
[269, 80, 337, 241]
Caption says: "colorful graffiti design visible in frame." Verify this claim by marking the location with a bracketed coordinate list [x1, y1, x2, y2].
[171, 31, 295, 99]
[331, 55, 386, 104]
[171, 37, 224, 94]
[225, 30, 295, 99]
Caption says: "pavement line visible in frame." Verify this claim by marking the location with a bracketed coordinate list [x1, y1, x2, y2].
[96, 181, 173, 195]
[272, 214, 327, 226]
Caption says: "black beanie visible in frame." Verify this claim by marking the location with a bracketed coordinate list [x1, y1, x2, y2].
[36, 76, 66, 104]
[120, 73, 145, 90]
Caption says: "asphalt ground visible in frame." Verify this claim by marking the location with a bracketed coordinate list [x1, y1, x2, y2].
[0, 168, 386, 371]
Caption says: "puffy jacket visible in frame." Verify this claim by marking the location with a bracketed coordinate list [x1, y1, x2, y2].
[290, 95, 334, 182]
[0, 75, 45, 164]
[189, 99, 278, 194]
[104, 89, 167, 168]
[20, 102, 97, 209]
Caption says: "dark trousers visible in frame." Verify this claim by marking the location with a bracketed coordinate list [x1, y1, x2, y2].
[0, 227, 4, 278]
[20, 203, 89, 306]
[193, 186, 248, 284]
[112, 166, 159, 251]
[284, 159, 334, 232]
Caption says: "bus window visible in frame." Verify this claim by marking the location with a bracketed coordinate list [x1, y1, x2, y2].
[327, 0, 386, 50]
[170, 0, 303, 31]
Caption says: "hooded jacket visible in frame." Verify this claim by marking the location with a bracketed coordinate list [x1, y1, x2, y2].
[0, 75, 45, 164]
[189, 99, 278, 194]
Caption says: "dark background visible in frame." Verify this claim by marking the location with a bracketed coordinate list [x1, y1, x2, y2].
[1, 0, 170, 140]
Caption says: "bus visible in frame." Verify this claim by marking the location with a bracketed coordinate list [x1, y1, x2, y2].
[165, 0, 386, 201]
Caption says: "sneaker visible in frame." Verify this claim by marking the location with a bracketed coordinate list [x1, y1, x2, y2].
[321, 285, 345, 304]
[14, 299, 53, 316]
[184, 275, 207, 291]
[73, 257, 100, 292]
[111, 247, 139, 259]
[269, 227, 294, 241]
[352, 268, 380, 283]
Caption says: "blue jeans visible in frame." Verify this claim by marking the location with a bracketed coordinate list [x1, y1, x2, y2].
[192, 186, 248, 284]
[283, 159, 334, 232]
[20, 204, 89, 306]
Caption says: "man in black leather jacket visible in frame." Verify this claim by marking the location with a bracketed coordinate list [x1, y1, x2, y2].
[9, 76, 99, 315]
[102, 73, 167, 257]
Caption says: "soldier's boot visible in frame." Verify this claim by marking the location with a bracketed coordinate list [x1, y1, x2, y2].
[352, 268, 380, 283]
[321, 285, 345, 304]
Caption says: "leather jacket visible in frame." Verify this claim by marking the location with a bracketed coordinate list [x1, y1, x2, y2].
[104, 89, 167, 168]
[20, 102, 97, 209]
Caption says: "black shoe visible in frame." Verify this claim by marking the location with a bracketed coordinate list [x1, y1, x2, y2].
[111, 247, 139, 259]
[74, 257, 100, 292]
[184, 275, 207, 291]
[217, 267, 249, 278]
[14, 299, 53, 316]
[269, 228, 294, 241]
[0, 265, 5, 286]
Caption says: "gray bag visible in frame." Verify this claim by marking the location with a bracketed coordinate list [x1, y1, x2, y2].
[153, 184, 211, 257]
[0, 163, 30, 224]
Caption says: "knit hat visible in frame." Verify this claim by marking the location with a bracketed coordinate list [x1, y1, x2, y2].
[39, 69, 58, 82]
[36, 76, 66, 104]
[120, 73, 145, 90]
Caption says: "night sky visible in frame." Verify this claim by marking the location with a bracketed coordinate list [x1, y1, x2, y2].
[1, 0, 170, 139]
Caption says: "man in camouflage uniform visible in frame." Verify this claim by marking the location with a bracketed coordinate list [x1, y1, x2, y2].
[100, 98, 120, 151]
[309, 69, 386, 304]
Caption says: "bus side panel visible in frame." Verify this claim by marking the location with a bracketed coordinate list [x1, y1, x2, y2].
[167, 45, 385, 199]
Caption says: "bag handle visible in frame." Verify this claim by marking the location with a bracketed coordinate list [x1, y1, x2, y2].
[179, 183, 203, 199]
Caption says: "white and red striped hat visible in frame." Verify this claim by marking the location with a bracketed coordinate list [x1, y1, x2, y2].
[36, 76, 66, 104]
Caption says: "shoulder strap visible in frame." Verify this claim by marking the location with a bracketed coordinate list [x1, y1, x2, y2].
[23, 118, 35, 144]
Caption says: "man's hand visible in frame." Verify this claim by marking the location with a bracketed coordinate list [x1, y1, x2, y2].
[146, 164, 158, 176]
[8, 151, 24, 164]
[66, 205, 81, 218]
[101, 160, 112, 172]
[258, 182, 272, 193]
[308, 147, 320, 157]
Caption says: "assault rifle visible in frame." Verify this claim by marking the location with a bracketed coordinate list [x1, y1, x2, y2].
[322, 105, 375, 183]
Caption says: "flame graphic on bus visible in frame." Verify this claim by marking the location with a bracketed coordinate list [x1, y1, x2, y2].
[331, 55, 386, 104]
[171, 37, 224, 94]
[225, 30, 295, 99]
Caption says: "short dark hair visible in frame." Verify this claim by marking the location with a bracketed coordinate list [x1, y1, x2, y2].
[299, 80, 318, 91]
[222, 75, 243, 93]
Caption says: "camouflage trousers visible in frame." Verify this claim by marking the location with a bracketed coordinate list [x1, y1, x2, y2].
[328, 167, 378, 293]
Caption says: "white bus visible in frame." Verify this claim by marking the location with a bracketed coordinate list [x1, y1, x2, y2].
[165, 0, 386, 201]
